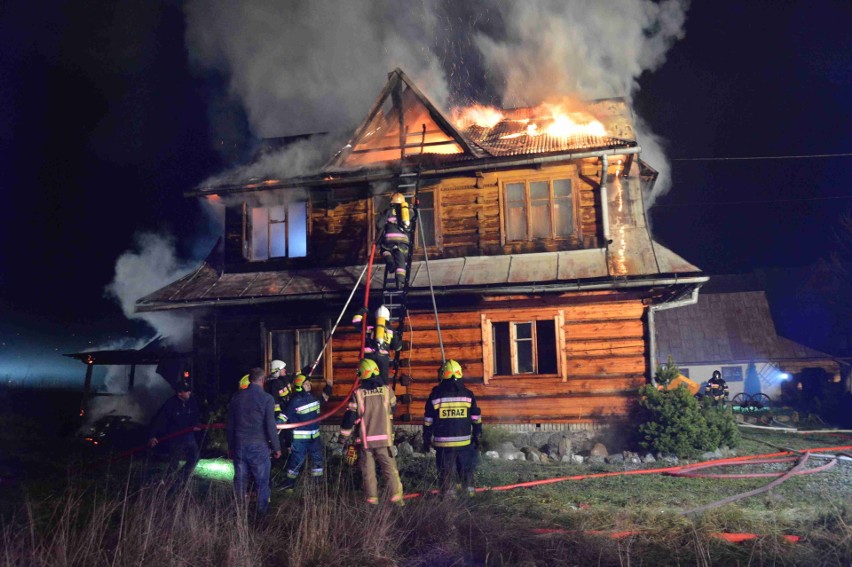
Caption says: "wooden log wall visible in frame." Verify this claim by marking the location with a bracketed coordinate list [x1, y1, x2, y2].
[222, 158, 606, 270]
[328, 295, 648, 424]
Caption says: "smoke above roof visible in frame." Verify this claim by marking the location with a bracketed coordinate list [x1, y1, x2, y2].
[184, 0, 689, 198]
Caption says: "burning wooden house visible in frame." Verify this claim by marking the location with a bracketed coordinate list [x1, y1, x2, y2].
[138, 69, 706, 426]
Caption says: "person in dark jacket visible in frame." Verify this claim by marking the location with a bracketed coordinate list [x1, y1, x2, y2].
[265, 359, 294, 453]
[705, 370, 730, 403]
[227, 367, 282, 515]
[278, 373, 324, 491]
[376, 192, 415, 289]
[423, 360, 482, 497]
[148, 380, 202, 483]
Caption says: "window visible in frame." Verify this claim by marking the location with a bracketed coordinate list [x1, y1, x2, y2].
[247, 201, 307, 261]
[481, 311, 566, 382]
[503, 178, 574, 241]
[268, 328, 325, 378]
[373, 190, 437, 247]
[721, 366, 743, 382]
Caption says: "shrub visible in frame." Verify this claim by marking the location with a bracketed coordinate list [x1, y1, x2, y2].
[635, 384, 740, 458]
[654, 355, 680, 387]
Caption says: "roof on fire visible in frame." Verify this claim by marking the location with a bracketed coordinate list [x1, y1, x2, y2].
[196, 69, 640, 194]
[136, 241, 703, 312]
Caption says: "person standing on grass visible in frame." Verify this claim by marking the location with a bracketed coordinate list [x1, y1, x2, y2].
[226, 367, 282, 515]
[148, 380, 202, 484]
[277, 373, 324, 492]
[423, 359, 482, 497]
[339, 358, 404, 506]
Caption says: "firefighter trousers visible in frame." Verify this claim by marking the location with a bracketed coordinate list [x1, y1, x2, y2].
[435, 445, 478, 494]
[359, 446, 404, 504]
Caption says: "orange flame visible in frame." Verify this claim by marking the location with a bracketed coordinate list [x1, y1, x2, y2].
[453, 100, 606, 140]
[451, 104, 504, 129]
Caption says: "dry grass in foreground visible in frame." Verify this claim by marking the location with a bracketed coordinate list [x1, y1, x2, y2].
[2, 463, 851, 567]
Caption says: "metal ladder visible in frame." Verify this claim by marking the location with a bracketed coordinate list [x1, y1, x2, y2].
[377, 125, 426, 414]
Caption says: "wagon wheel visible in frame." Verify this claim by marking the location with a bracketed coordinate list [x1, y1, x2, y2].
[751, 393, 772, 409]
[730, 392, 750, 408]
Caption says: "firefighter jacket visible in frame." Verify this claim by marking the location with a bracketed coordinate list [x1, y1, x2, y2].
[339, 378, 396, 449]
[352, 308, 401, 358]
[265, 376, 292, 422]
[149, 394, 201, 444]
[281, 389, 321, 441]
[376, 204, 415, 251]
[706, 376, 729, 401]
[423, 379, 482, 448]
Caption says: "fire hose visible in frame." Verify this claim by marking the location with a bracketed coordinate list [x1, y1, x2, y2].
[78, 243, 381, 473]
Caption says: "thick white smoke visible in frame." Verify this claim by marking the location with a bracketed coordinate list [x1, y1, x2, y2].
[88, 233, 199, 425]
[184, 0, 688, 201]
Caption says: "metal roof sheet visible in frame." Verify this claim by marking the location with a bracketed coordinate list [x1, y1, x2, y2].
[138, 243, 701, 312]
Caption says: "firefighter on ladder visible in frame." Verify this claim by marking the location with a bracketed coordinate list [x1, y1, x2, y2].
[352, 304, 401, 385]
[423, 360, 482, 497]
[339, 358, 404, 506]
[376, 192, 415, 289]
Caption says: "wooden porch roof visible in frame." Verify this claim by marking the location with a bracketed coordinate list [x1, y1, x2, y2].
[136, 242, 702, 312]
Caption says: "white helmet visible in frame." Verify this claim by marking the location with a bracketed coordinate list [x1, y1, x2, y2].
[270, 360, 286, 375]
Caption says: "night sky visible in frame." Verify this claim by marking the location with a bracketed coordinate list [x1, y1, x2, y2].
[1, 1, 849, 384]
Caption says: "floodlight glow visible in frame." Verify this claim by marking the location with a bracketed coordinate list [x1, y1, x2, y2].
[193, 458, 234, 482]
[778, 373, 790, 380]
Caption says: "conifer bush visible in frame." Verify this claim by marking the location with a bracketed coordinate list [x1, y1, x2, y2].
[635, 384, 740, 459]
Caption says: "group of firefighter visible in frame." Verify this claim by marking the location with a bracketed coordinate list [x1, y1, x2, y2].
[149, 192, 481, 511]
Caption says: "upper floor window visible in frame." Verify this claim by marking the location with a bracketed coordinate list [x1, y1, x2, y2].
[504, 178, 574, 241]
[248, 202, 307, 261]
[372, 189, 438, 248]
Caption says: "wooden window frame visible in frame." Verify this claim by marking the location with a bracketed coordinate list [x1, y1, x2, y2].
[266, 326, 331, 380]
[244, 200, 309, 261]
[497, 175, 579, 245]
[481, 310, 567, 384]
[368, 187, 442, 252]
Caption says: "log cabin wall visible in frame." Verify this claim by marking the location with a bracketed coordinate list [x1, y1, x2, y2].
[329, 294, 648, 424]
[222, 158, 605, 271]
[425, 160, 602, 259]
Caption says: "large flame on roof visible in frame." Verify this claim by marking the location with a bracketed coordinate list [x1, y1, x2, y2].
[453, 100, 606, 140]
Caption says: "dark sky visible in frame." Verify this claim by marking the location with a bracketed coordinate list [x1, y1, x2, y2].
[1, 1, 850, 382]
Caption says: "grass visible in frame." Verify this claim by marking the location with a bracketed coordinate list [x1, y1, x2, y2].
[1, 427, 850, 565]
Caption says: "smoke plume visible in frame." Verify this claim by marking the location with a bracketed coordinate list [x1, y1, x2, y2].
[184, 0, 689, 200]
[87, 233, 199, 424]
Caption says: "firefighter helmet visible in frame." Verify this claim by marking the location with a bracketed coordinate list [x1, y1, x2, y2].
[239, 374, 250, 389]
[357, 358, 380, 380]
[293, 373, 307, 391]
[440, 359, 463, 380]
[712, 370, 722, 380]
[270, 360, 286, 375]
[390, 192, 405, 205]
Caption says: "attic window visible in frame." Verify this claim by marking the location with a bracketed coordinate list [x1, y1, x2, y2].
[247, 202, 307, 261]
[503, 178, 575, 241]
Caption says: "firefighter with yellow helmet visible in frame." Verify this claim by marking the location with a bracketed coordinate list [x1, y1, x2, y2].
[351, 304, 401, 385]
[339, 358, 404, 505]
[376, 192, 415, 289]
[278, 372, 324, 491]
[423, 359, 482, 497]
